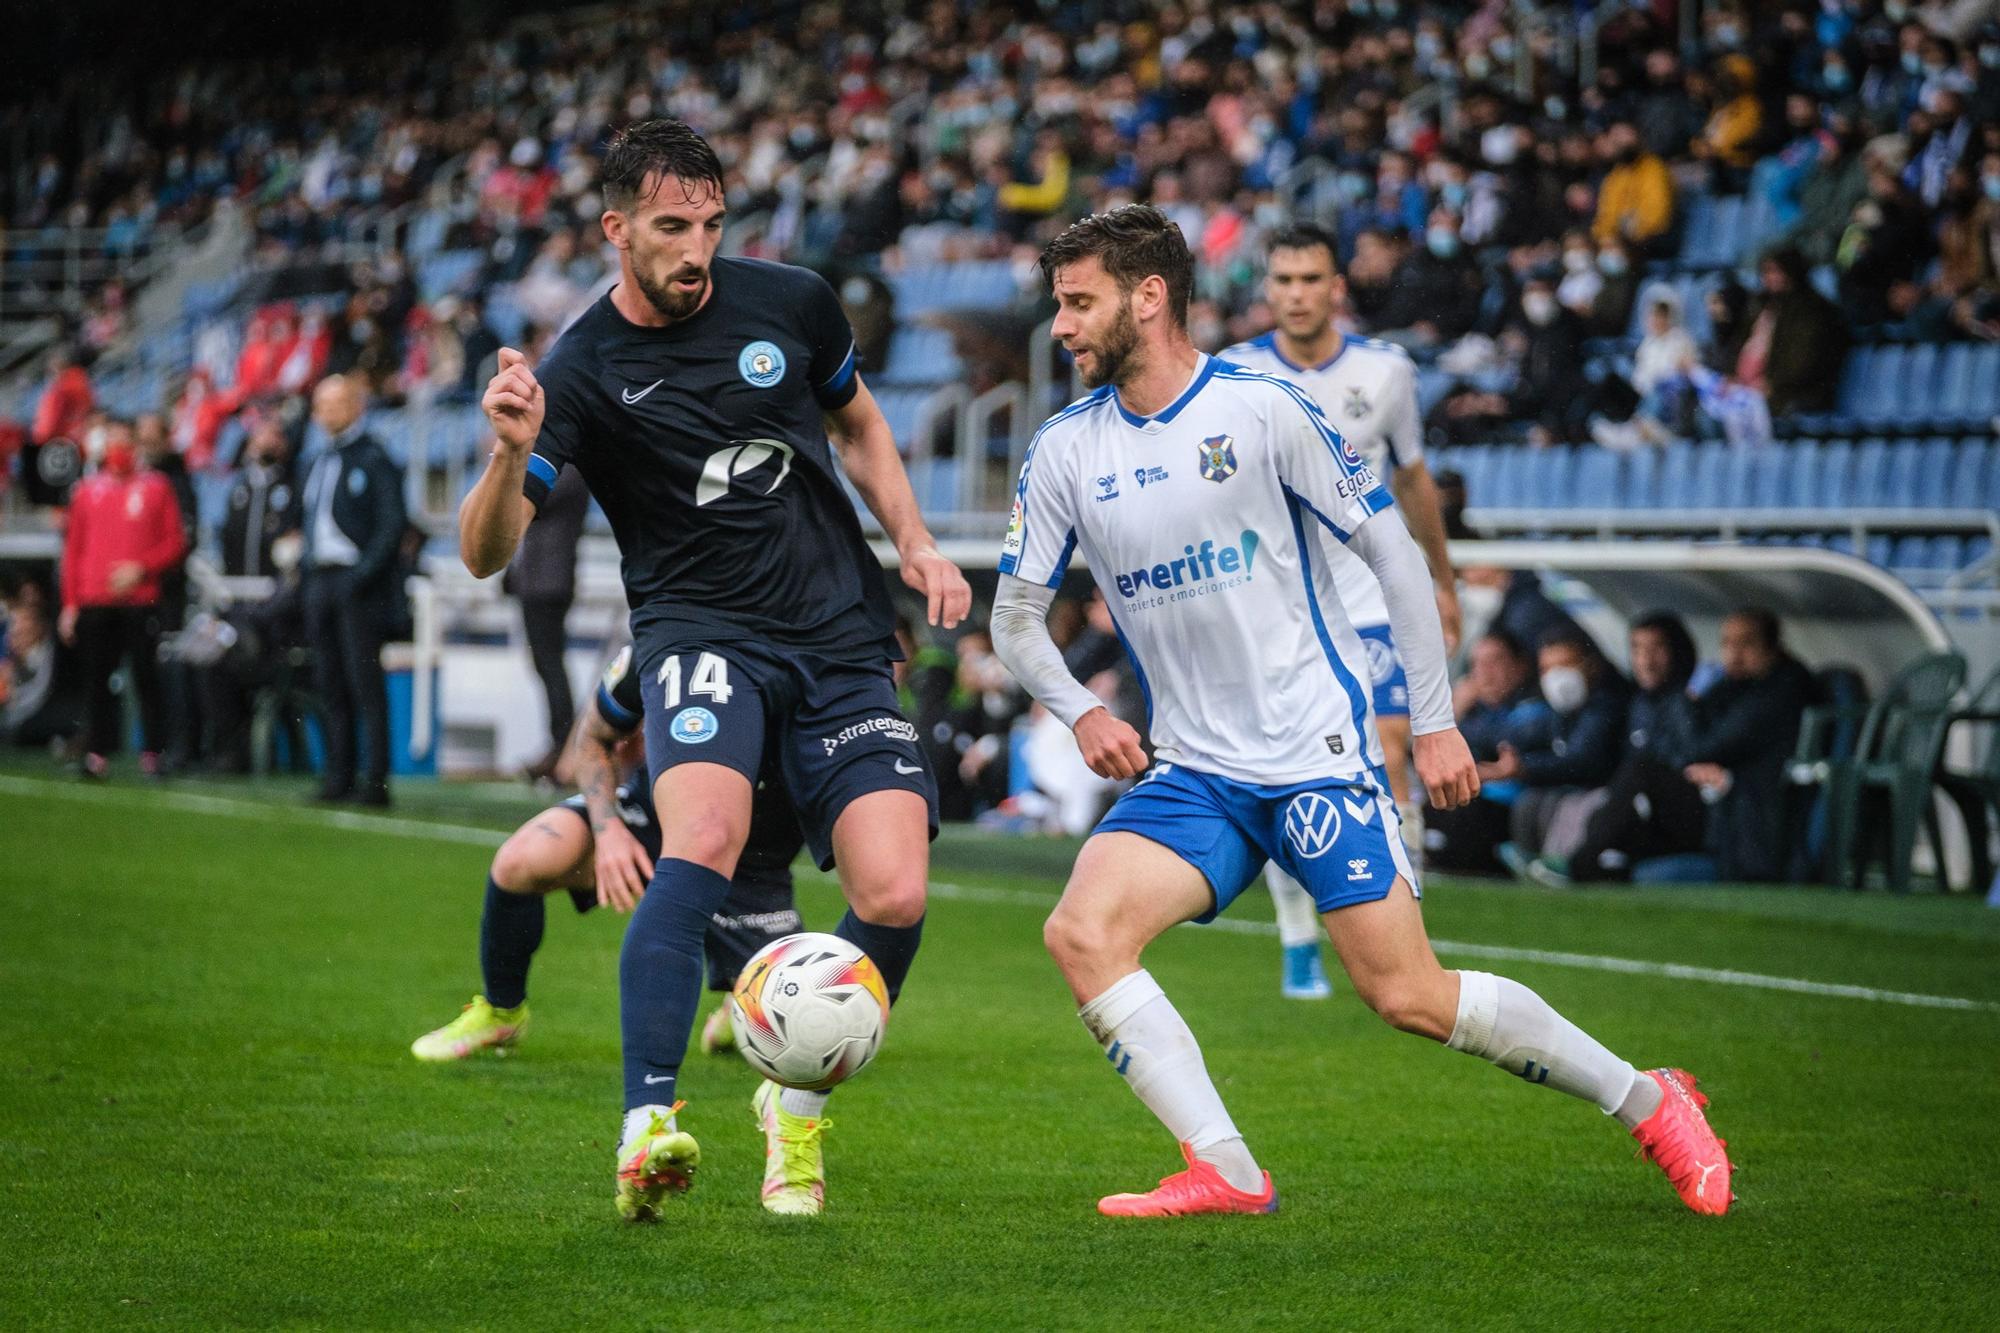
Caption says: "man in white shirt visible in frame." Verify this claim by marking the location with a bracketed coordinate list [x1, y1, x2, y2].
[990, 205, 1731, 1221]
[1221, 224, 1460, 1000]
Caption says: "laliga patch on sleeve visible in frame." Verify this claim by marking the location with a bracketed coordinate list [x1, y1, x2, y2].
[1001, 496, 1025, 557]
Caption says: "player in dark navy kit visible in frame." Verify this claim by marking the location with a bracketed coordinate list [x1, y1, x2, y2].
[457, 119, 970, 1220]
[409, 646, 804, 1064]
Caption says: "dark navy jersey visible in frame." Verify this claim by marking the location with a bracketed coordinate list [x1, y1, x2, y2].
[592, 645, 805, 874]
[524, 258, 898, 663]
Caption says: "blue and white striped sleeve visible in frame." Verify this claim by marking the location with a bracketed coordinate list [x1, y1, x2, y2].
[997, 422, 1080, 588]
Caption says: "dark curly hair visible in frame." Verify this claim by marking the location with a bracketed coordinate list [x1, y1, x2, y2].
[600, 118, 724, 210]
[1038, 204, 1194, 328]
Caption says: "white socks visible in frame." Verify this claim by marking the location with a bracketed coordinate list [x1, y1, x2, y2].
[1079, 970, 1263, 1192]
[1396, 799, 1426, 866]
[779, 1087, 831, 1118]
[621, 1103, 675, 1149]
[1265, 863, 1323, 949]
[1446, 971, 1658, 1127]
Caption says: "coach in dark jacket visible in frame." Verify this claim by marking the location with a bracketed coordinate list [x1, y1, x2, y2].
[220, 415, 303, 578]
[504, 464, 588, 779]
[1684, 610, 1814, 881]
[301, 375, 406, 805]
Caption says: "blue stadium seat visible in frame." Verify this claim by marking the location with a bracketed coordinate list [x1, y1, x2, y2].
[1851, 439, 1892, 505]
[1965, 536, 1994, 568]
[1833, 345, 1875, 420]
[890, 261, 1018, 317]
[1717, 446, 1758, 507]
[904, 458, 962, 513]
[1443, 445, 1498, 508]
[1885, 443, 1924, 508]
[1855, 345, 1906, 429]
[873, 386, 933, 448]
[1810, 439, 1854, 508]
[1865, 534, 1894, 567]
[1522, 446, 1575, 510]
[1747, 445, 1791, 508]
[1933, 343, 1976, 426]
[1912, 439, 1955, 509]
[1966, 344, 2000, 424]
[1677, 194, 1718, 267]
[1888, 535, 1930, 570]
[1688, 443, 1730, 507]
[1657, 443, 1698, 508]
[1952, 440, 1997, 510]
[1570, 448, 1620, 508]
[876, 325, 964, 386]
[1892, 344, 1939, 424]
[1619, 446, 1660, 508]
[1483, 445, 1531, 509]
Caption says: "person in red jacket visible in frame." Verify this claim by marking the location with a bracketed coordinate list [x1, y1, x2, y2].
[58, 419, 188, 778]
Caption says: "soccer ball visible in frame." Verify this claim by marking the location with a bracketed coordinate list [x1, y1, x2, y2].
[727, 933, 889, 1090]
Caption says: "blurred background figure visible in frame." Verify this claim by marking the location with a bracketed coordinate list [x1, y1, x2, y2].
[507, 464, 588, 784]
[58, 418, 187, 779]
[300, 375, 405, 806]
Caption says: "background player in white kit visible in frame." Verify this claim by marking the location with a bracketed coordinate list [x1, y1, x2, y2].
[991, 205, 1732, 1220]
[1222, 224, 1461, 1001]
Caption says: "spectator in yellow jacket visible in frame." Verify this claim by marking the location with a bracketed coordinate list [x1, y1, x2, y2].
[1593, 121, 1676, 257]
[1695, 55, 1763, 187]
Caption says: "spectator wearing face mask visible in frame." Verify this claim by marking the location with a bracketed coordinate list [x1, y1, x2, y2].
[1511, 613, 1700, 886]
[1424, 629, 1551, 873]
[1506, 274, 1592, 442]
[1592, 121, 1675, 257]
[1560, 609, 1812, 884]
[58, 419, 188, 779]
[1482, 631, 1629, 869]
[1372, 207, 1483, 349]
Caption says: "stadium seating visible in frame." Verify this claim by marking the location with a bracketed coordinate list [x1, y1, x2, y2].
[887, 261, 1019, 318]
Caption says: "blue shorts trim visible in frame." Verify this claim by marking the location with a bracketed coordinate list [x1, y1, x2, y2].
[1093, 763, 1415, 920]
[1356, 623, 1410, 718]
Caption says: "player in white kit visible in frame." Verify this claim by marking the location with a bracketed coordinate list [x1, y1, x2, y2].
[1221, 224, 1462, 1002]
[991, 206, 1732, 1220]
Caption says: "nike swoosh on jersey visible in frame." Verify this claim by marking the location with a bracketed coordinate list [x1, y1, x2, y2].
[622, 380, 664, 404]
[893, 759, 923, 775]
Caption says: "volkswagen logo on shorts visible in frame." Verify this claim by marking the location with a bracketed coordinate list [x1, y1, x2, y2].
[1363, 635, 1398, 685]
[1284, 792, 1343, 860]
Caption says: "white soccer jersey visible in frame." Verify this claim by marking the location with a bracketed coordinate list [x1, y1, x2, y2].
[1218, 333, 1421, 627]
[1000, 354, 1397, 785]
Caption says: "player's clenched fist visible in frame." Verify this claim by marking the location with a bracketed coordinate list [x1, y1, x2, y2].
[1074, 706, 1147, 781]
[482, 346, 545, 456]
[1412, 726, 1480, 810]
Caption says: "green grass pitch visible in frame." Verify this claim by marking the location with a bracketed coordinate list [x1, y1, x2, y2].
[4, 771, 1998, 1329]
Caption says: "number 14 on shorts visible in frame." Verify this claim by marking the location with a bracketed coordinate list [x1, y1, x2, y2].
[657, 652, 735, 707]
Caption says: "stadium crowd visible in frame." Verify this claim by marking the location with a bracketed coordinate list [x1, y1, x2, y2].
[1, 0, 1987, 878]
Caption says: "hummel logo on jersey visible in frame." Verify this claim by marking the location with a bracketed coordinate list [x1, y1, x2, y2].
[1095, 474, 1121, 502]
[1114, 530, 1260, 601]
[1346, 857, 1370, 881]
[622, 379, 664, 404]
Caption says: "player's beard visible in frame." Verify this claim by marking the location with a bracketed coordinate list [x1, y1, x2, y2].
[1074, 297, 1142, 389]
[634, 263, 710, 321]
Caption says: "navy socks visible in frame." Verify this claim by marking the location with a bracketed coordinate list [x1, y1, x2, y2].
[620, 858, 733, 1109]
[479, 877, 544, 1010]
[834, 908, 925, 1006]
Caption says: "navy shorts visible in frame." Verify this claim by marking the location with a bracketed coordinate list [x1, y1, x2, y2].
[1093, 762, 1418, 921]
[636, 637, 938, 871]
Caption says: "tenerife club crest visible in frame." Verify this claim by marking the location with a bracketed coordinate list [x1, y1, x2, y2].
[1198, 434, 1238, 483]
